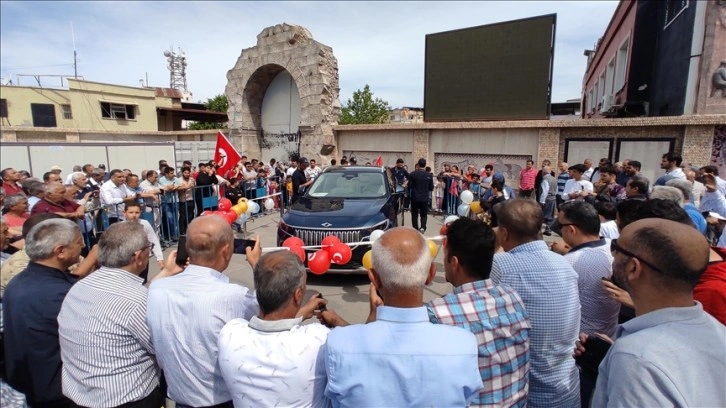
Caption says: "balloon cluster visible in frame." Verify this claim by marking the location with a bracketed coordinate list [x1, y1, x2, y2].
[199, 197, 276, 226]
[455, 190, 483, 217]
[281, 235, 353, 275]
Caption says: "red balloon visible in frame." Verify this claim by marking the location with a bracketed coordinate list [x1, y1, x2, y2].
[329, 242, 352, 265]
[289, 245, 306, 262]
[223, 210, 238, 225]
[308, 250, 331, 275]
[322, 235, 341, 251]
[283, 237, 305, 248]
[218, 198, 233, 212]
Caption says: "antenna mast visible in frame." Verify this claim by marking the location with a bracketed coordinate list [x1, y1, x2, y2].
[71, 22, 78, 79]
[164, 47, 188, 92]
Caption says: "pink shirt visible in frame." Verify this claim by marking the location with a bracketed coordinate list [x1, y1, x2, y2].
[519, 168, 538, 190]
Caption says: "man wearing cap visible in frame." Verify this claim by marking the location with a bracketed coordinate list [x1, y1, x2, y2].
[50, 165, 63, 176]
[408, 158, 434, 233]
[291, 157, 313, 204]
[99, 164, 110, 182]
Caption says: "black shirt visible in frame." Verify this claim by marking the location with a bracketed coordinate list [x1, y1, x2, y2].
[3, 261, 78, 405]
[195, 172, 218, 197]
[393, 167, 409, 186]
[291, 169, 308, 202]
[408, 169, 433, 203]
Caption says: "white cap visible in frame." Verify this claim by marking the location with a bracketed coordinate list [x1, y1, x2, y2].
[708, 212, 726, 221]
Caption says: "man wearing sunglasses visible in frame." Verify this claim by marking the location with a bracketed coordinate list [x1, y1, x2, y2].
[590, 218, 725, 407]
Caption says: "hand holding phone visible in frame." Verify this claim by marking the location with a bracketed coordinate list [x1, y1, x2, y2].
[233, 238, 257, 254]
[175, 236, 189, 266]
[575, 334, 613, 381]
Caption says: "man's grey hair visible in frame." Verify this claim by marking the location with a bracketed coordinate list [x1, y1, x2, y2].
[70, 172, 86, 185]
[98, 221, 147, 268]
[72, 165, 82, 172]
[24, 180, 45, 197]
[371, 229, 432, 290]
[91, 168, 104, 176]
[665, 179, 693, 202]
[253, 250, 306, 314]
[3, 194, 27, 211]
[25, 219, 80, 261]
[43, 182, 64, 194]
[650, 186, 684, 207]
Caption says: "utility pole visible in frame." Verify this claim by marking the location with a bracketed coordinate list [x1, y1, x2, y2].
[71, 22, 78, 79]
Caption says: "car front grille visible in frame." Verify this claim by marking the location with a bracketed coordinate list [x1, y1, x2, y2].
[295, 228, 362, 246]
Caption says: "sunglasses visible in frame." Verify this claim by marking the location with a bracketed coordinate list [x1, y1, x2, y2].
[610, 239, 665, 275]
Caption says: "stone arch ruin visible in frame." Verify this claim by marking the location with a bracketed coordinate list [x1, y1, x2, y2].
[226, 23, 341, 163]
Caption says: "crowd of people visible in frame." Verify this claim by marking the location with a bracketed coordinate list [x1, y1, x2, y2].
[0, 150, 725, 408]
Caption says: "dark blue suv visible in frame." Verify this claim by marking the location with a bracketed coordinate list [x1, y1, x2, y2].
[277, 165, 403, 273]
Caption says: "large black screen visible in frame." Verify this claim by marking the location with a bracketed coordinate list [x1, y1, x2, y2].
[424, 14, 556, 121]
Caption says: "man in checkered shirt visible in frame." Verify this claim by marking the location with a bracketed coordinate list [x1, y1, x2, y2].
[427, 217, 531, 407]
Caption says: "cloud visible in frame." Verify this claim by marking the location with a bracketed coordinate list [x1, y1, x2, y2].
[1, 1, 618, 108]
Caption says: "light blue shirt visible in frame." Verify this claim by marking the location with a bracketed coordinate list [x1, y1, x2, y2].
[593, 303, 726, 407]
[323, 305, 482, 408]
[700, 189, 726, 218]
[158, 176, 179, 204]
[146, 265, 259, 406]
[491, 241, 581, 408]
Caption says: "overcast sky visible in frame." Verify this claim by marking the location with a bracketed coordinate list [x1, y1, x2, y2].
[1, 1, 618, 108]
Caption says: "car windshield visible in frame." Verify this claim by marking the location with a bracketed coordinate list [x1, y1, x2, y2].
[307, 171, 387, 198]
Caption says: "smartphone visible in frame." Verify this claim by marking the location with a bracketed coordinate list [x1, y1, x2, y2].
[317, 293, 327, 312]
[175, 235, 189, 266]
[575, 335, 612, 381]
[233, 238, 257, 254]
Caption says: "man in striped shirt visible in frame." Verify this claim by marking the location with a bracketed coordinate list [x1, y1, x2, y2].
[556, 161, 572, 209]
[58, 221, 180, 408]
[427, 217, 530, 407]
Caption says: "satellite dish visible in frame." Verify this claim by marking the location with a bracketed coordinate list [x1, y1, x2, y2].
[163, 50, 171, 57]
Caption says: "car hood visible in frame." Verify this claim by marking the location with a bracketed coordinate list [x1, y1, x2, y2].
[284, 196, 388, 227]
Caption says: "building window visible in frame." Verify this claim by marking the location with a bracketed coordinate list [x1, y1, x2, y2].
[61, 104, 73, 119]
[0, 98, 7, 118]
[614, 38, 629, 93]
[100, 102, 136, 120]
[664, 0, 688, 28]
[30, 103, 57, 127]
[605, 58, 615, 96]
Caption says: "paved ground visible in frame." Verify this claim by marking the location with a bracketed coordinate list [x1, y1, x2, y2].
[148, 210, 561, 325]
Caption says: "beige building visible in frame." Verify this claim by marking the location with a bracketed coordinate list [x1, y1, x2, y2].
[0, 79, 226, 131]
[388, 107, 424, 124]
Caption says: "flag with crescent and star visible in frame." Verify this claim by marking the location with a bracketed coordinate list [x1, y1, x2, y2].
[213, 131, 241, 176]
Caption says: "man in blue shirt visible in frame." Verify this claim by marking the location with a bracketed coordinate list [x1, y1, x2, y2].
[319, 227, 482, 407]
[590, 218, 725, 407]
[491, 199, 581, 408]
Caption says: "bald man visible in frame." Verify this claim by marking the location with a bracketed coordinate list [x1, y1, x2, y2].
[320, 227, 482, 407]
[592, 219, 726, 407]
[147, 216, 259, 407]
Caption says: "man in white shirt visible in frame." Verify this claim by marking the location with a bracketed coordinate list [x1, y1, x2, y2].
[655, 152, 686, 186]
[100, 169, 136, 223]
[561, 164, 594, 202]
[218, 250, 329, 407]
[582, 159, 594, 181]
[304, 159, 322, 180]
[686, 169, 706, 208]
[147, 216, 259, 407]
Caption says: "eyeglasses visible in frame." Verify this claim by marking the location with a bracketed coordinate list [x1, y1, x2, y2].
[141, 242, 155, 252]
[610, 239, 666, 275]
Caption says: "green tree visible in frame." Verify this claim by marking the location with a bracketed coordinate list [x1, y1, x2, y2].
[187, 94, 228, 130]
[339, 84, 390, 124]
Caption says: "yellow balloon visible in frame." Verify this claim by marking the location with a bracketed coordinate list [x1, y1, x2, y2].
[237, 198, 248, 205]
[470, 200, 483, 214]
[232, 202, 248, 216]
[362, 250, 373, 270]
[428, 240, 439, 258]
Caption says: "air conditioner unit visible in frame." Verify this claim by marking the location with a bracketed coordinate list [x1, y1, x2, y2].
[600, 94, 615, 113]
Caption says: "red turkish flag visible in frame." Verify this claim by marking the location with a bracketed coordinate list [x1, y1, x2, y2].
[213, 131, 241, 176]
[374, 155, 383, 166]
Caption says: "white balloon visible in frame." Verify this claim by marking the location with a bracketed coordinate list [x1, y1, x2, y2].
[444, 215, 459, 225]
[236, 213, 249, 224]
[457, 204, 470, 217]
[369, 229, 385, 242]
[248, 201, 260, 214]
[264, 198, 275, 210]
[460, 190, 474, 205]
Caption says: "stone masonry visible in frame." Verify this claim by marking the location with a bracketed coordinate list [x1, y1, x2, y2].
[226, 24, 341, 163]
